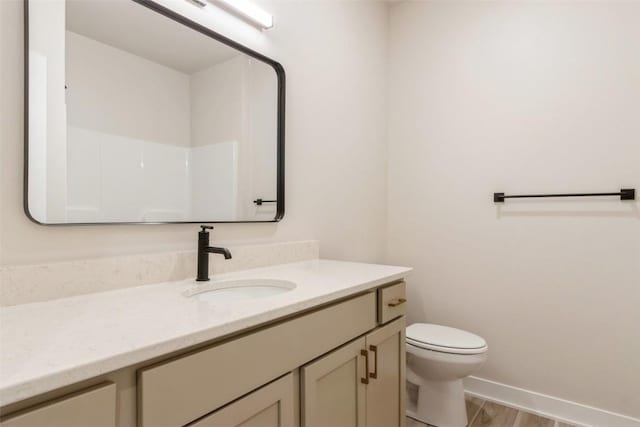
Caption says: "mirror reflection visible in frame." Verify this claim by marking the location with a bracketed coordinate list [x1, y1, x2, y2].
[26, 0, 283, 224]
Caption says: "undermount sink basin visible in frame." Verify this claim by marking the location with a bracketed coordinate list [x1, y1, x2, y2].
[186, 279, 296, 303]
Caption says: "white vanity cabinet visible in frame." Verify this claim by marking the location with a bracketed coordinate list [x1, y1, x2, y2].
[0, 281, 407, 427]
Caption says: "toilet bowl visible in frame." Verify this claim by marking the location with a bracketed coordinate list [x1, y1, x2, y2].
[406, 323, 488, 427]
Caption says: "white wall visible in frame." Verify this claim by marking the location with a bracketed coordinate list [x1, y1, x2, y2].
[66, 30, 191, 147]
[244, 57, 279, 220]
[66, 126, 192, 222]
[64, 30, 192, 223]
[190, 55, 278, 220]
[27, 0, 67, 222]
[189, 57, 243, 220]
[190, 56, 244, 148]
[387, 1, 640, 419]
[26, 52, 48, 222]
[190, 141, 238, 221]
[0, 0, 389, 264]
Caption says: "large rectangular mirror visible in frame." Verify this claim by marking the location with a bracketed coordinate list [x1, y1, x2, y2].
[24, 0, 284, 224]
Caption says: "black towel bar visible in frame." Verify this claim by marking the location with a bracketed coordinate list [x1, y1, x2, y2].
[253, 198, 277, 206]
[494, 188, 635, 203]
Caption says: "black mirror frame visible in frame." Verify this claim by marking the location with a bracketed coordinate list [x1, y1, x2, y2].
[23, 0, 285, 226]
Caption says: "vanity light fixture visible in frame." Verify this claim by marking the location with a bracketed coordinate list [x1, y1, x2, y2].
[211, 0, 274, 29]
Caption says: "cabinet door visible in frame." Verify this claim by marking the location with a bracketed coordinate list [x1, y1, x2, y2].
[365, 317, 406, 427]
[190, 373, 295, 427]
[301, 337, 367, 427]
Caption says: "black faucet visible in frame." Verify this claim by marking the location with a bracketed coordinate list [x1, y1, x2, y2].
[197, 225, 232, 281]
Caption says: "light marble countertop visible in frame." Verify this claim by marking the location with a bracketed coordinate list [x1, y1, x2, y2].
[0, 259, 411, 407]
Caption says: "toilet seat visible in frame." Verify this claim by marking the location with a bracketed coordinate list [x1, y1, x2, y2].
[406, 323, 488, 355]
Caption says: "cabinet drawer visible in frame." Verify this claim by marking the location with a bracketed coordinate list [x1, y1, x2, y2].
[377, 282, 406, 324]
[0, 383, 116, 427]
[138, 292, 376, 427]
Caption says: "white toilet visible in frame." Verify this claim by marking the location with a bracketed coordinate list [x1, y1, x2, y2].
[406, 323, 488, 427]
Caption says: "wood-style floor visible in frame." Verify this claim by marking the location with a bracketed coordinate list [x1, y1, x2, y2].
[407, 396, 578, 427]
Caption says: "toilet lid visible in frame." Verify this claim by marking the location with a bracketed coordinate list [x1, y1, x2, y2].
[406, 323, 487, 355]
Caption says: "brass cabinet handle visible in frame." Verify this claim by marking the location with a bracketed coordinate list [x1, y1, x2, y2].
[387, 298, 407, 307]
[360, 349, 369, 384]
[369, 345, 378, 379]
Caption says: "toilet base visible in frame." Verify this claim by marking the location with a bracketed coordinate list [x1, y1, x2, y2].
[414, 379, 468, 427]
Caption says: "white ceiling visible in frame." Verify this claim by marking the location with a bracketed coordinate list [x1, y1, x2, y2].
[66, 0, 239, 74]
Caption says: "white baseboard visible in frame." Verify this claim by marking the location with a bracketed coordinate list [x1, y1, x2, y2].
[464, 376, 640, 427]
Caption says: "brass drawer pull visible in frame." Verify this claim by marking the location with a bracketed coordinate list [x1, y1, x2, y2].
[387, 298, 406, 307]
[369, 345, 378, 379]
[360, 349, 369, 384]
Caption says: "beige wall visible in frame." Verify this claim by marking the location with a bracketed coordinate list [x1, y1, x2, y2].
[387, 1, 640, 418]
[0, 0, 389, 265]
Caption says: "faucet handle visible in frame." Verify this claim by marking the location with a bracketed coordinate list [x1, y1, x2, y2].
[200, 225, 214, 233]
